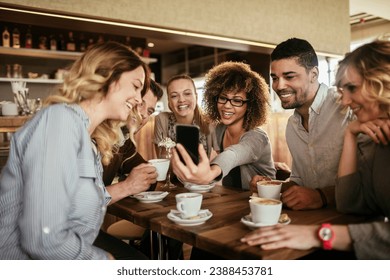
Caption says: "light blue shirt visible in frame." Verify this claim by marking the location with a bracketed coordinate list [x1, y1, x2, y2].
[287, 83, 352, 188]
[0, 104, 110, 259]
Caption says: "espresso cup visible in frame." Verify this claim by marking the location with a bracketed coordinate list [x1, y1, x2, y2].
[256, 180, 282, 199]
[175, 192, 202, 219]
[2, 102, 19, 116]
[148, 159, 170, 181]
[249, 198, 282, 225]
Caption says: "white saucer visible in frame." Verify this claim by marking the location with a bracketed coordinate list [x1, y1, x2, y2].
[132, 191, 169, 203]
[241, 214, 291, 229]
[167, 209, 213, 226]
[184, 182, 215, 193]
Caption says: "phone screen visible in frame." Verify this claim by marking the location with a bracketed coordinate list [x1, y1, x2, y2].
[175, 124, 200, 165]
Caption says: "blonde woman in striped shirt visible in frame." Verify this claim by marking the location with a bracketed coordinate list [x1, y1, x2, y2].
[0, 42, 156, 259]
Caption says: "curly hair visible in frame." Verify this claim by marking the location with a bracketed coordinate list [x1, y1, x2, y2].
[202, 61, 270, 130]
[44, 41, 150, 165]
[166, 74, 210, 135]
[335, 40, 390, 114]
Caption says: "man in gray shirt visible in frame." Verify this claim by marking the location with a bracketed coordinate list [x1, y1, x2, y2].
[251, 38, 352, 210]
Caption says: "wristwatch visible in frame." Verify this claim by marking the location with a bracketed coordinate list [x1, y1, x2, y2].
[318, 223, 334, 250]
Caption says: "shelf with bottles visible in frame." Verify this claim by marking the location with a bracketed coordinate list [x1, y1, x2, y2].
[1, 22, 157, 87]
[1, 22, 157, 61]
[0, 48, 157, 85]
[0, 46, 157, 64]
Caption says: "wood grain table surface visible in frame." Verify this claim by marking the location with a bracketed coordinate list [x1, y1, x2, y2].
[107, 184, 366, 260]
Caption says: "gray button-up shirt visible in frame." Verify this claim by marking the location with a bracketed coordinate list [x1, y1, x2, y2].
[287, 83, 352, 189]
[0, 104, 110, 259]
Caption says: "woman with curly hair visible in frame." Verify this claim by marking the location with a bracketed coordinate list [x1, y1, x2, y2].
[0, 41, 156, 259]
[172, 61, 275, 189]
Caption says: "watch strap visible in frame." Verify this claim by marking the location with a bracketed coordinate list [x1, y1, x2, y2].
[318, 223, 334, 250]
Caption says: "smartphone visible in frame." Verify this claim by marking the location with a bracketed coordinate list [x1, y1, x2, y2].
[175, 124, 200, 165]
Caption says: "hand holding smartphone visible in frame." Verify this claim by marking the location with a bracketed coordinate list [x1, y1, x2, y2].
[175, 124, 200, 165]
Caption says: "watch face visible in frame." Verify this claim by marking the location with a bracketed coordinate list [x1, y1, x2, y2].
[320, 227, 333, 241]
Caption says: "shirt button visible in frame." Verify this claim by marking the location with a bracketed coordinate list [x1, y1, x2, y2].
[101, 206, 106, 211]
[43, 227, 50, 234]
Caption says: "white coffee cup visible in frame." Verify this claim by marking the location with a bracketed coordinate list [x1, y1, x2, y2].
[249, 198, 282, 225]
[257, 180, 282, 199]
[2, 102, 19, 116]
[175, 192, 202, 219]
[148, 158, 170, 181]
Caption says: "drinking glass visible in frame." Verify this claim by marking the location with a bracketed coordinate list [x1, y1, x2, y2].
[159, 146, 177, 190]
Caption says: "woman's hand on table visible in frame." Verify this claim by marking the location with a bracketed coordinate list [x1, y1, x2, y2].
[241, 224, 320, 250]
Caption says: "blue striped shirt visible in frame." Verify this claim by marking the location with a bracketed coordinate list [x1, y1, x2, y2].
[0, 104, 110, 259]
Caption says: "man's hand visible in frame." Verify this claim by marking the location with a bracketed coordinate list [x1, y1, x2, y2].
[281, 185, 323, 210]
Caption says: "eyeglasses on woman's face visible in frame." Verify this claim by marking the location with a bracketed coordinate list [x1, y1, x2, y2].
[215, 96, 248, 107]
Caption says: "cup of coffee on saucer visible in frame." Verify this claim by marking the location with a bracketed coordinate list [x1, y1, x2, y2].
[256, 180, 282, 199]
[175, 193, 202, 219]
[148, 158, 170, 181]
[249, 197, 282, 225]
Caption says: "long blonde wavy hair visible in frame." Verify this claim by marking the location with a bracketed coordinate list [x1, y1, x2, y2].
[44, 41, 150, 165]
[335, 40, 390, 115]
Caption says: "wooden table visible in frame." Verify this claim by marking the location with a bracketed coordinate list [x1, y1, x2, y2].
[107, 184, 366, 260]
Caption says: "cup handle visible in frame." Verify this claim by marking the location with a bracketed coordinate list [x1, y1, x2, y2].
[176, 202, 187, 216]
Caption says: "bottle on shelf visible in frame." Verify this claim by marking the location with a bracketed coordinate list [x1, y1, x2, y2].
[57, 34, 66, 51]
[87, 37, 94, 49]
[97, 34, 104, 44]
[134, 46, 143, 56]
[50, 34, 57, 51]
[12, 64, 22, 78]
[66, 31, 76, 51]
[125, 36, 132, 48]
[6, 64, 11, 78]
[25, 26, 33, 48]
[142, 48, 150, 58]
[38, 35, 47, 50]
[12, 27, 20, 48]
[2, 26, 10, 47]
[79, 33, 86, 52]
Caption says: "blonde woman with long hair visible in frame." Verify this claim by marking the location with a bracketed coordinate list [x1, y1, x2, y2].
[0, 42, 156, 259]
